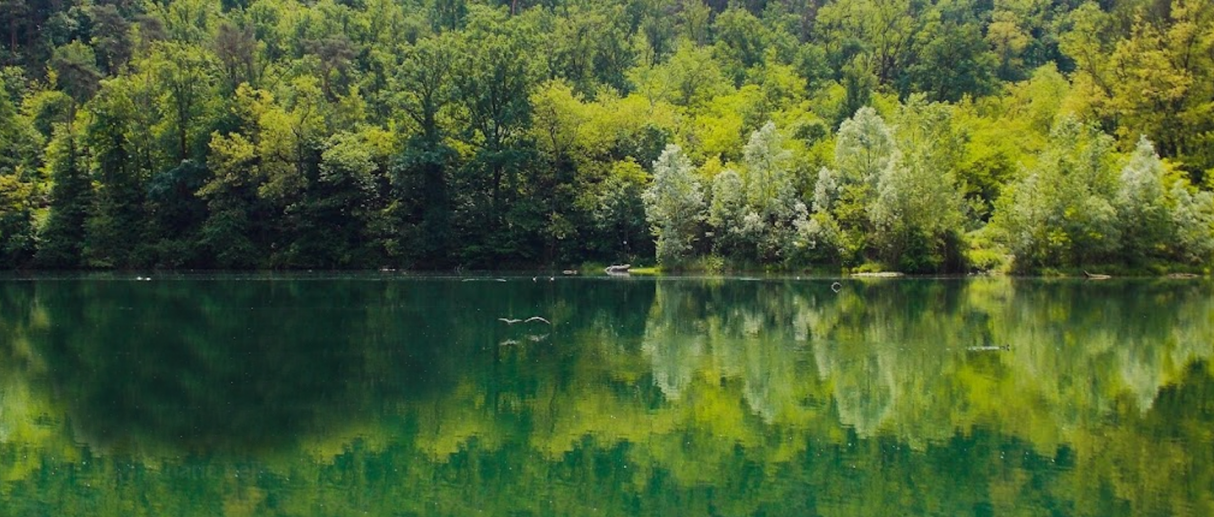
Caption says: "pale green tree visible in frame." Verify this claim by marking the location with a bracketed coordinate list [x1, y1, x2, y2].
[743, 121, 794, 214]
[833, 106, 898, 187]
[1115, 137, 1170, 262]
[643, 144, 705, 265]
[737, 121, 805, 262]
[1168, 181, 1214, 264]
[993, 116, 1120, 270]
[811, 107, 898, 263]
[708, 168, 745, 257]
[868, 97, 966, 271]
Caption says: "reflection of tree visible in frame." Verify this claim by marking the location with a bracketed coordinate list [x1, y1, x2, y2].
[642, 281, 705, 400]
[2, 278, 483, 453]
[807, 281, 989, 445]
[983, 280, 1214, 445]
[2, 277, 1214, 515]
[22, 279, 370, 451]
[1095, 362, 1214, 516]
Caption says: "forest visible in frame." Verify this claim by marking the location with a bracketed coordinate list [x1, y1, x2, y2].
[0, 0, 1212, 272]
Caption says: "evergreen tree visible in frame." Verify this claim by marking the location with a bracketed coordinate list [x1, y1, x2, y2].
[36, 125, 91, 268]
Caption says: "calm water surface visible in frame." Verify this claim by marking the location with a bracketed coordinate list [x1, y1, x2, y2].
[1, 275, 1212, 516]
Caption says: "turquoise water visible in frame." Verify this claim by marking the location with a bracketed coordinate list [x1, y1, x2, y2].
[1, 275, 1212, 515]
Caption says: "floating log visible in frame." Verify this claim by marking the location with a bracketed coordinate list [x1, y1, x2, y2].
[1083, 271, 1111, 280]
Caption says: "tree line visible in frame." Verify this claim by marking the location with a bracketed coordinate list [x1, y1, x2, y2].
[1, 0, 1212, 272]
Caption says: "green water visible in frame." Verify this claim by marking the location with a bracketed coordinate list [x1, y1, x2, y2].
[1, 275, 1212, 516]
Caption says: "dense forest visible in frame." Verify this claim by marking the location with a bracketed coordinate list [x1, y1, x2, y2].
[0, 0, 1212, 272]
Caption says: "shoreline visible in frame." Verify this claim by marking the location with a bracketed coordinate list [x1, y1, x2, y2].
[0, 268, 1207, 280]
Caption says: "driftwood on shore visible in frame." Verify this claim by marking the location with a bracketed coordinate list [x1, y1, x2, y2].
[967, 345, 1011, 352]
[605, 264, 631, 274]
[1167, 273, 1200, 279]
[850, 271, 904, 278]
[1083, 271, 1111, 280]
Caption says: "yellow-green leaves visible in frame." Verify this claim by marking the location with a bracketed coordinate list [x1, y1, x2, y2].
[993, 116, 1121, 269]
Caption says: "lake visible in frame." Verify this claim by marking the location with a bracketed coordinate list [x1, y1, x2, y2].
[1, 275, 1212, 516]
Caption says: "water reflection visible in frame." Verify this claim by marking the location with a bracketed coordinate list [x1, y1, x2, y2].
[0, 276, 1212, 516]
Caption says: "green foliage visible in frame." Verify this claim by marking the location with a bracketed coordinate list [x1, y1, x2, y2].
[1061, 0, 1214, 177]
[908, 0, 997, 102]
[1115, 137, 1171, 262]
[83, 80, 149, 268]
[395, 34, 456, 143]
[590, 159, 652, 262]
[0, 82, 42, 267]
[21, 88, 73, 140]
[993, 117, 1122, 270]
[35, 125, 91, 268]
[810, 106, 897, 265]
[643, 144, 704, 266]
[547, 2, 633, 96]
[145, 42, 220, 163]
[49, 40, 101, 106]
[146, 160, 208, 267]
[708, 168, 745, 256]
[871, 97, 967, 271]
[711, 7, 772, 86]
[630, 40, 730, 110]
[1168, 180, 1214, 264]
[0, 0, 1210, 272]
[731, 121, 809, 264]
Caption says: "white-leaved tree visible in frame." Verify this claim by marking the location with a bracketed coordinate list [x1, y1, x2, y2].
[743, 121, 794, 216]
[869, 98, 966, 271]
[643, 144, 705, 265]
[708, 168, 746, 256]
[993, 116, 1120, 269]
[1168, 181, 1214, 264]
[736, 121, 808, 262]
[832, 106, 899, 188]
[810, 107, 898, 264]
[1114, 136, 1170, 262]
